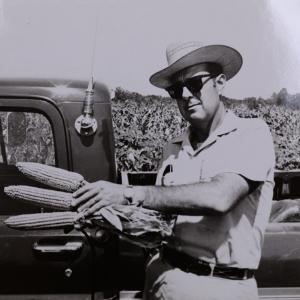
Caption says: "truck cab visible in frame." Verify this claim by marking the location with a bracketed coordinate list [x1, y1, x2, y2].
[0, 78, 122, 299]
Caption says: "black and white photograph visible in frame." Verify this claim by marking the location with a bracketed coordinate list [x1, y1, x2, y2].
[0, 0, 300, 299]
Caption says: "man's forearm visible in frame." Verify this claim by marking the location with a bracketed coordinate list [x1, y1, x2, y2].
[133, 173, 251, 215]
[139, 183, 223, 215]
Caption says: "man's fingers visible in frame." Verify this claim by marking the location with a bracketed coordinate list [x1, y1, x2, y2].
[70, 180, 124, 216]
[83, 201, 109, 217]
[73, 184, 92, 198]
[77, 196, 100, 212]
[71, 189, 99, 207]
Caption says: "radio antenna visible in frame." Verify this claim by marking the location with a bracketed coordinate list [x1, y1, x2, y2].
[89, 3, 100, 79]
[74, 4, 100, 137]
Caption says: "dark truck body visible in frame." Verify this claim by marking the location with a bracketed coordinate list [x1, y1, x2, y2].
[0, 79, 299, 299]
[0, 79, 121, 299]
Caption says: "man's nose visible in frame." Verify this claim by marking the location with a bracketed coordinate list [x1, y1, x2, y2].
[182, 87, 200, 99]
[182, 87, 193, 98]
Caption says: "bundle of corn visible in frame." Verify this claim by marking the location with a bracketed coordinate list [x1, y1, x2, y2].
[4, 201, 174, 248]
[91, 205, 175, 248]
[4, 185, 73, 211]
[4, 211, 78, 229]
[16, 162, 86, 192]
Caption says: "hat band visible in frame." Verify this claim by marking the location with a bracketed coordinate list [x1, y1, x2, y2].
[170, 63, 223, 81]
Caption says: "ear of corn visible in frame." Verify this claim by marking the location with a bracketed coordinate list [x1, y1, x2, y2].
[16, 162, 86, 192]
[4, 185, 73, 211]
[4, 212, 77, 229]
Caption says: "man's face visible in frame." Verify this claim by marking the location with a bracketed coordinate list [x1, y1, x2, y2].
[172, 64, 225, 126]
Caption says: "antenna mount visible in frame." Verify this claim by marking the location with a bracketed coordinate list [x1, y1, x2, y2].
[75, 77, 98, 136]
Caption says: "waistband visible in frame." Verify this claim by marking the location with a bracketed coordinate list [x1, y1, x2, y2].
[161, 245, 255, 280]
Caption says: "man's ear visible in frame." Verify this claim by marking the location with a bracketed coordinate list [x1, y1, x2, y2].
[214, 74, 226, 94]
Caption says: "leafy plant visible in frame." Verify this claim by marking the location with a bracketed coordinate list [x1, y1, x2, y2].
[112, 88, 300, 171]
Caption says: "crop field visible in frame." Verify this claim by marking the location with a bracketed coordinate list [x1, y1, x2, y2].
[112, 88, 300, 171]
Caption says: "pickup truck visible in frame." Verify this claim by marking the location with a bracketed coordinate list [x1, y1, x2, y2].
[0, 78, 300, 300]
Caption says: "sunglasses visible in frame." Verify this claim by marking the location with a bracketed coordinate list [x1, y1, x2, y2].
[166, 74, 215, 99]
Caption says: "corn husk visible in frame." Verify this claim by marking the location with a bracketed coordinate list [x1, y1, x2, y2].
[91, 205, 175, 248]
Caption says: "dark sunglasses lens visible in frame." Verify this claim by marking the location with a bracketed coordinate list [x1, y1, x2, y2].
[167, 84, 183, 99]
[185, 77, 203, 95]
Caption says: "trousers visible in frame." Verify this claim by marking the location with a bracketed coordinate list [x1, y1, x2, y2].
[143, 253, 259, 300]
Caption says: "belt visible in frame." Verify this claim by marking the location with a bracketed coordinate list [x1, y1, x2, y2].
[162, 245, 255, 280]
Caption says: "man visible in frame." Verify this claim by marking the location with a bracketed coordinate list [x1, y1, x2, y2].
[72, 41, 275, 299]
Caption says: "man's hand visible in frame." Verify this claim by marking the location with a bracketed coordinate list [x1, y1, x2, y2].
[71, 181, 127, 217]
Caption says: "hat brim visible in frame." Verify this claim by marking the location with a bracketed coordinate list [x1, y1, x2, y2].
[149, 45, 243, 89]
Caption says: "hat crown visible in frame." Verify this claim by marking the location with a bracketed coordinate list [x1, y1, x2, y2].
[150, 41, 243, 88]
[166, 41, 204, 65]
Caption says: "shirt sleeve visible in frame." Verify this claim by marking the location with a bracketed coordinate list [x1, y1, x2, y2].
[217, 119, 275, 183]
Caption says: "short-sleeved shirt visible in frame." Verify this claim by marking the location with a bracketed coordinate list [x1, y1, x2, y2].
[156, 110, 275, 269]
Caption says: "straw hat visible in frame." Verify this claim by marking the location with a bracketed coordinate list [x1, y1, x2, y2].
[150, 41, 243, 88]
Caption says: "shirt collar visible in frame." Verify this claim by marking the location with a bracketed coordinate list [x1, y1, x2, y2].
[214, 110, 239, 137]
[171, 110, 239, 153]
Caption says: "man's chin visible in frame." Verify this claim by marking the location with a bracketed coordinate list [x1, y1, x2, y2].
[186, 112, 207, 123]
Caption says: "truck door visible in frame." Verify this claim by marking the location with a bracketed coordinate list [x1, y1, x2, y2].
[0, 97, 117, 299]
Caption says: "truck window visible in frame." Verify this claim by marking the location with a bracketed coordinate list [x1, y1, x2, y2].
[0, 111, 55, 165]
[0, 111, 55, 215]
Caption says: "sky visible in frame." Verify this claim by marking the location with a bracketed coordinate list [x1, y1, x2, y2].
[0, 0, 300, 99]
